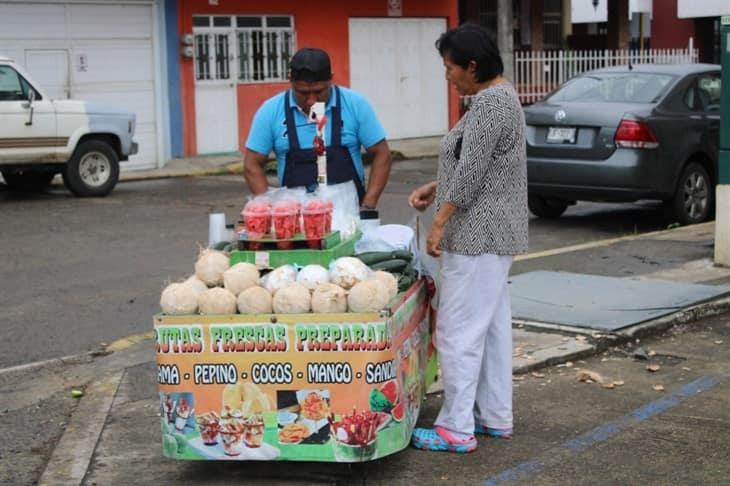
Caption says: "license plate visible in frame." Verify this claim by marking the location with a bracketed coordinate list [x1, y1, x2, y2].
[546, 127, 576, 144]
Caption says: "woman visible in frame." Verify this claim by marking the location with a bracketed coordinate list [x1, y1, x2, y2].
[409, 24, 528, 453]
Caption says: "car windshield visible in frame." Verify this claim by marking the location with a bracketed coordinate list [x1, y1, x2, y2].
[547, 73, 676, 103]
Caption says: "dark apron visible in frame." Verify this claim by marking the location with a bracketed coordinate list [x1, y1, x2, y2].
[282, 86, 366, 202]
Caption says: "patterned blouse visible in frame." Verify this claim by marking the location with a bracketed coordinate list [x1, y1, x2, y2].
[436, 83, 528, 255]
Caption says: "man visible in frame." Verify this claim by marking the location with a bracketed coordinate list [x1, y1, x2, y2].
[243, 47, 391, 209]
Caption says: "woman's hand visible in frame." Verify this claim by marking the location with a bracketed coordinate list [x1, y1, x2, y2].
[408, 182, 437, 211]
[426, 222, 444, 257]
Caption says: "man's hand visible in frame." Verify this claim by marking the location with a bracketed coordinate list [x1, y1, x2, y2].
[243, 149, 270, 195]
[408, 181, 437, 212]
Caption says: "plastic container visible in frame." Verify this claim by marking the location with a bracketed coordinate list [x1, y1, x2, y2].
[272, 201, 299, 249]
[242, 200, 272, 239]
[303, 198, 333, 248]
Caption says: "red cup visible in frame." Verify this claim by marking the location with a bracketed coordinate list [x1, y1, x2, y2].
[242, 201, 272, 239]
[273, 202, 298, 249]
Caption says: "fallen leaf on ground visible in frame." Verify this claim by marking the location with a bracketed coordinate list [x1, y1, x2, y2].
[648, 350, 657, 357]
[71, 390, 84, 398]
[576, 335, 587, 341]
[613, 380, 625, 386]
[715, 340, 724, 345]
[513, 376, 525, 381]
[682, 367, 692, 371]
[652, 384, 665, 392]
[602, 383, 615, 389]
[647, 364, 661, 372]
[565, 362, 574, 368]
[576, 370, 604, 384]
[531, 372, 545, 378]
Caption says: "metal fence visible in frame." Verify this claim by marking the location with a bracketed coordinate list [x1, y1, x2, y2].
[514, 47, 699, 104]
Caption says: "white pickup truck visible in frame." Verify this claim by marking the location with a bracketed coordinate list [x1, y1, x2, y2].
[0, 55, 138, 196]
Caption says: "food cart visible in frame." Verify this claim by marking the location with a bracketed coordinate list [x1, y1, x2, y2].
[155, 191, 436, 462]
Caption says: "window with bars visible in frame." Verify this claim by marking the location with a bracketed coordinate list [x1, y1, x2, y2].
[192, 15, 295, 84]
[543, 0, 563, 49]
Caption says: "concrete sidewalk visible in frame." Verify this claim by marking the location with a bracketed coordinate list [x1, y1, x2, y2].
[119, 136, 442, 183]
[18, 221, 728, 486]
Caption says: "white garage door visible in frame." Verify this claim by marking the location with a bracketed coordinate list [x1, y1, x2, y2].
[0, 1, 159, 170]
[349, 18, 448, 140]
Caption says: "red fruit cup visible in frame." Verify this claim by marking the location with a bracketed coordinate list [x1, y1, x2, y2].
[242, 201, 272, 239]
[303, 208, 331, 248]
[273, 202, 298, 249]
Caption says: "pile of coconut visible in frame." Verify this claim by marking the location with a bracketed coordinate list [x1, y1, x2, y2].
[160, 254, 399, 316]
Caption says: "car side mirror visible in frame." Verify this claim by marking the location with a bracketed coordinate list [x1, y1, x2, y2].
[24, 90, 35, 126]
[28, 90, 35, 104]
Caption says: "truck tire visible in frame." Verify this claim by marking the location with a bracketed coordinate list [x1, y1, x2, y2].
[62, 140, 119, 197]
[666, 162, 713, 225]
[2, 170, 56, 191]
[528, 195, 569, 219]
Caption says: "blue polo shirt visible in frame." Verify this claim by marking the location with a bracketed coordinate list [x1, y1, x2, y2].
[245, 86, 387, 184]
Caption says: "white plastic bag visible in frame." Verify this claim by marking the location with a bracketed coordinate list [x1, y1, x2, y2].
[316, 181, 359, 239]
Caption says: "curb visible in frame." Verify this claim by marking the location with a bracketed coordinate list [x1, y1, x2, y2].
[38, 371, 124, 486]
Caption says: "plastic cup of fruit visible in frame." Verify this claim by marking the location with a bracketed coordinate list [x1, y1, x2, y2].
[219, 427, 243, 456]
[272, 202, 298, 249]
[302, 208, 329, 248]
[243, 418, 265, 448]
[196, 416, 220, 446]
[333, 438, 377, 462]
[242, 202, 272, 240]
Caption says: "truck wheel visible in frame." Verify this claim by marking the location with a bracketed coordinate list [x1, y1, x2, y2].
[62, 140, 119, 197]
[528, 195, 569, 218]
[667, 162, 713, 225]
[2, 170, 56, 191]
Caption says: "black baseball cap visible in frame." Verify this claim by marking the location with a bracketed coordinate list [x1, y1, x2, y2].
[289, 48, 332, 82]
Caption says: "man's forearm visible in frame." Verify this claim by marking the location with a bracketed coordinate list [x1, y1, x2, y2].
[243, 150, 269, 195]
[362, 142, 392, 208]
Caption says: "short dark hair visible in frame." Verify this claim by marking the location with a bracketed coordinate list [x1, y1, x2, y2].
[289, 48, 332, 82]
[435, 24, 503, 82]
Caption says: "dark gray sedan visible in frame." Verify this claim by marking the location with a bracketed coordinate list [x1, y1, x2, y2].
[525, 64, 721, 224]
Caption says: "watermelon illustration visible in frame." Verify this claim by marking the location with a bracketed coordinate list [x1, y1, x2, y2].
[391, 402, 405, 422]
[369, 388, 393, 412]
[380, 380, 399, 404]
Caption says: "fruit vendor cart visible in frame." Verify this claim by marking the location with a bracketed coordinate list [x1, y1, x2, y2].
[155, 275, 436, 462]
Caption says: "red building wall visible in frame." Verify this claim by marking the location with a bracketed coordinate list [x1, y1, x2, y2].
[650, 0, 696, 49]
[178, 1, 459, 156]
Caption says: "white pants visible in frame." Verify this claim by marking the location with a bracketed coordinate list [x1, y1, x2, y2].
[434, 252, 513, 436]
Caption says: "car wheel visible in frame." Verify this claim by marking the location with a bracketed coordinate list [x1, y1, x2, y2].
[62, 140, 119, 197]
[668, 162, 713, 225]
[1, 170, 56, 191]
[528, 195, 569, 218]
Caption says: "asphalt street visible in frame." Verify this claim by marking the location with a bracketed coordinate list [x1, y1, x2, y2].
[0, 158, 681, 369]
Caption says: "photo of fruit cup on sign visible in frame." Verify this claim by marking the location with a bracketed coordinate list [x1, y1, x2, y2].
[329, 409, 391, 462]
[194, 382, 272, 457]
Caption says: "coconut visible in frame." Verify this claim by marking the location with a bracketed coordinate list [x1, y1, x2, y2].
[223, 262, 260, 296]
[296, 264, 330, 291]
[273, 283, 311, 314]
[160, 282, 199, 315]
[329, 257, 371, 290]
[311, 283, 348, 314]
[185, 275, 209, 296]
[198, 287, 237, 315]
[370, 271, 399, 301]
[237, 286, 273, 314]
[261, 264, 297, 295]
[194, 249, 230, 287]
[348, 279, 390, 313]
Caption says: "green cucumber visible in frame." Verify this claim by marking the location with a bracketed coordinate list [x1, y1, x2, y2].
[211, 241, 231, 251]
[370, 258, 409, 273]
[355, 250, 413, 265]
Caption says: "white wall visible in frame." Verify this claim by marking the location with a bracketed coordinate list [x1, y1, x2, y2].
[572, 0, 653, 24]
[678, 0, 730, 18]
